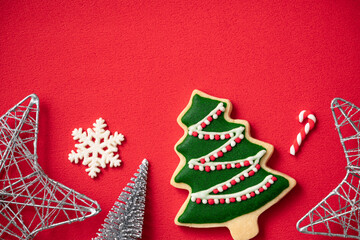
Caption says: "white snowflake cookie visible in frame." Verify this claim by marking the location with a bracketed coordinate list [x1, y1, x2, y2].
[69, 118, 125, 178]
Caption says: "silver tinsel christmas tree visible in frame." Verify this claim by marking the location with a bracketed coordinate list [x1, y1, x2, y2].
[94, 159, 149, 240]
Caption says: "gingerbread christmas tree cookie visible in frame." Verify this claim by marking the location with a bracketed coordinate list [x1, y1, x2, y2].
[171, 90, 296, 240]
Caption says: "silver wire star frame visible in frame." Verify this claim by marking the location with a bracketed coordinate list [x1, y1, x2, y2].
[0, 94, 101, 239]
[297, 98, 360, 239]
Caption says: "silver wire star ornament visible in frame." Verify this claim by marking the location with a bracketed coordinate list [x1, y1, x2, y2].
[0, 94, 101, 239]
[297, 98, 360, 239]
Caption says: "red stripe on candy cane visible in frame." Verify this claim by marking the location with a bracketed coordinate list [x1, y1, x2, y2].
[290, 110, 316, 156]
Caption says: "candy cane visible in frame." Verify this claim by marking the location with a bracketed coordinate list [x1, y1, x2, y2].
[290, 110, 316, 156]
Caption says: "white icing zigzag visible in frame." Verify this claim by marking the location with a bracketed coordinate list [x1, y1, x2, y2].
[187, 102, 277, 204]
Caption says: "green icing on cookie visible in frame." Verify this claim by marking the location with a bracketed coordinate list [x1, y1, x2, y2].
[174, 93, 290, 224]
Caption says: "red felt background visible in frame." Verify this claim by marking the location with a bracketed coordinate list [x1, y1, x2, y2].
[1, 1, 360, 239]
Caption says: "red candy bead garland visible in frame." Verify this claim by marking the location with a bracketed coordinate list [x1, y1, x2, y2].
[188, 102, 279, 206]
[194, 176, 278, 205]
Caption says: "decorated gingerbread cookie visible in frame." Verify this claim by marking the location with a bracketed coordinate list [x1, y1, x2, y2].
[171, 90, 296, 240]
